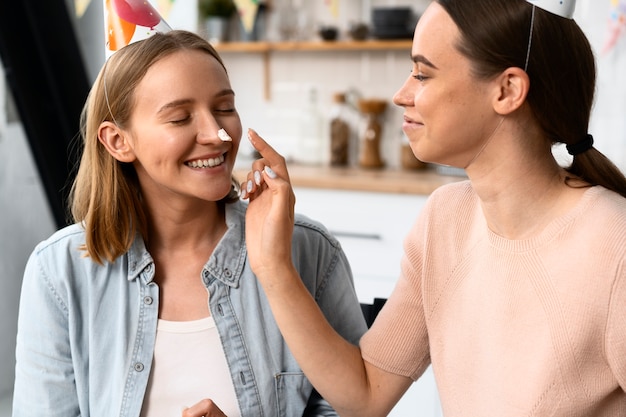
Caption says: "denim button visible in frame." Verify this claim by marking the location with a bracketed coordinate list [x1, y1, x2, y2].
[223, 268, 232, 278]
[143, 296, 153, 305]
[134, 362, 144, 372]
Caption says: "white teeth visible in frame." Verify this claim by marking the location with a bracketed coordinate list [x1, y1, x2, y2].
[187, 154, 225, 168]
[217, 128, 232, 142]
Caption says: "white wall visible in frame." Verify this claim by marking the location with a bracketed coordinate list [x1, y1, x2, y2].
[575, 0, 626, 170]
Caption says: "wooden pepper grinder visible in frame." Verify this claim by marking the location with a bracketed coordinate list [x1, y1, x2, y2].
[329, 93, 350, 166]
[357, 98, 387, 169]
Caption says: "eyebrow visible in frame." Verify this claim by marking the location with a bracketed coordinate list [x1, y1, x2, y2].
[411, 54, 438, 70]
[156, 89, 236, 114]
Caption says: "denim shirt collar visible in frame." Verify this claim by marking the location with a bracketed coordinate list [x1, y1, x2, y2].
[125, 200, 248, 288]
[205, 200, 247, 288]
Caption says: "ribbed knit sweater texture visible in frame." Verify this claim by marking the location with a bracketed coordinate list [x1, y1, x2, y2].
[360, 181, 626, 416]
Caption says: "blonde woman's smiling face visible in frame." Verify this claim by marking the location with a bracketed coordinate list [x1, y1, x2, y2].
[124, 49, 242, 205]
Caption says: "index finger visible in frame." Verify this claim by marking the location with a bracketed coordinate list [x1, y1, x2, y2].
[247, 128, 290, 181]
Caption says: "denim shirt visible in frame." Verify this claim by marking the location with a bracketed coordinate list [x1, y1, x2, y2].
[13, 200, 367, 417]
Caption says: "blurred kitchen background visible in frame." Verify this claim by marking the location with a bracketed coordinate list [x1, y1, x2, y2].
[1, 0, 625, 415]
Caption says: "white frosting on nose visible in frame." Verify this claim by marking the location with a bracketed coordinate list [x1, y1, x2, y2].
[218, 128, 232, 142]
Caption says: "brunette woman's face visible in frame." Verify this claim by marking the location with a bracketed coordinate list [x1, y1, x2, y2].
[123, 49, 242, 204]
[393, 2, 500, 168]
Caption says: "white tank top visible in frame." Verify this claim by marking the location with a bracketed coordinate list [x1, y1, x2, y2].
[140, 316, 241, 417]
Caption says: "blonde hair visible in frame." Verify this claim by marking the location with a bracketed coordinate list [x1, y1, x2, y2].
[70, 30, 239, 264]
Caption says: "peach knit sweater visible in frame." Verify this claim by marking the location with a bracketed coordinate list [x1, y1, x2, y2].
[360, 181, 626, 416]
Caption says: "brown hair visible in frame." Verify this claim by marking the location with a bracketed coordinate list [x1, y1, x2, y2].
[70, 30, 239, 264]
[437, 0, 626, 197]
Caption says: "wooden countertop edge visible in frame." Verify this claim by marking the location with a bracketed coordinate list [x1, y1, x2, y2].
[234, 164, 466, 195]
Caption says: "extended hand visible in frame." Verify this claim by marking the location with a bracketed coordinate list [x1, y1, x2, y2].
[241, 129, 297, 282]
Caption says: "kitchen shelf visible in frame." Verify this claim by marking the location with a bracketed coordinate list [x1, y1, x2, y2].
[213, 39, 412, 53]
[213, 39, 412, 100]
[233, 163, 464, 195]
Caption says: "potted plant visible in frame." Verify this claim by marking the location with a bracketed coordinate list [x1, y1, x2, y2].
[198, 0, 237, 44]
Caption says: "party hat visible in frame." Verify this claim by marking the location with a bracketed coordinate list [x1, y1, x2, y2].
[234, 0, 259, 34]
[525, 0, 576, 19]
[104, 0, 172, 57]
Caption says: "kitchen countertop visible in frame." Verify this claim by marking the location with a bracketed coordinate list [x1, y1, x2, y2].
[233, 163, 466, 195]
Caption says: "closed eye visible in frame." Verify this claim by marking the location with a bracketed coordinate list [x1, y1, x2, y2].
[170, 115, 191, 124]
[215, 107, 236, 113]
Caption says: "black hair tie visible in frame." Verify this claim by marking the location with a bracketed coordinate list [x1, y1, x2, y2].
[566, 134, 594, 156]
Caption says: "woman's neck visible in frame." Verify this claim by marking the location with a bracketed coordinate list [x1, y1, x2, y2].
[468, 137, 584, 239]
[146, 201, 227, 253]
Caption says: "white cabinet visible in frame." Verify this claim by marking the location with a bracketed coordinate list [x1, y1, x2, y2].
[294, 187, 426, 302]
[293, 186, 442, 417]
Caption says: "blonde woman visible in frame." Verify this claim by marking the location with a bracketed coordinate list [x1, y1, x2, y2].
[13, 30, 366, 417]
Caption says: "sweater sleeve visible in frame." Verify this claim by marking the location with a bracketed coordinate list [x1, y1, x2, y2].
[359, 204, 431, 381]
[607, 257, 626, 391]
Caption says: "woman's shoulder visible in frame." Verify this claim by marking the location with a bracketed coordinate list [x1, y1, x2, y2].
[292, 212, 341, 249]
[583, 186, 626, 230]
[423, 179, 477, 215]
[429, 179, 474, 199]
[592, 185, 626, 210]
[31, 223, 86, 255]
[24, 224, 92, 288]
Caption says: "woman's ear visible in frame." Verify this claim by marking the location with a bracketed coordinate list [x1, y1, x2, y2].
[98, 121, 136, 163]
[492, 67, 530, 116]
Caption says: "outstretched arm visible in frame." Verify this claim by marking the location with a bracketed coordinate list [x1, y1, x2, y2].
[242, 129, 412, 417]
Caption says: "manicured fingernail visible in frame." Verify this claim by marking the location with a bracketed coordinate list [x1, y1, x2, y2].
[217, 128, 232, 142]
[264, 166, 277, 179]
[254, 170, 261, 185]
[239, 188, 247, 199]
[246, 180, 253, 193]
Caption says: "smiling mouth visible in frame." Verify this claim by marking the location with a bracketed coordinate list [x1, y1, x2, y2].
[186, 154, 226, 168]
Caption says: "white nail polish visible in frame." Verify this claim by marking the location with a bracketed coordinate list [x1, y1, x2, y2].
[247, 180, 253, 192]
[264, 166, 277, 179]
[254, 170, 261, 185]
[218, 128, 232, 142]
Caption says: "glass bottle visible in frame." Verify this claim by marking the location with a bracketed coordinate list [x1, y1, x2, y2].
[295, 85, 323, 165]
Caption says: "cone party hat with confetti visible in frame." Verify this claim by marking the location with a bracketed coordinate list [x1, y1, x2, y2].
[104, 0, 171, 57]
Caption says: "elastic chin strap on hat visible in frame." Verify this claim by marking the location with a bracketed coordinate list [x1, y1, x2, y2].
[524, 5, 536, 72]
